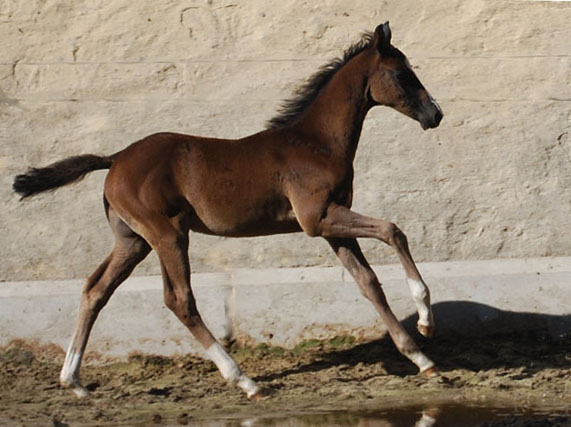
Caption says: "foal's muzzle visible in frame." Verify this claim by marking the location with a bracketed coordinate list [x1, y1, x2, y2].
[419, 98, 443, 130]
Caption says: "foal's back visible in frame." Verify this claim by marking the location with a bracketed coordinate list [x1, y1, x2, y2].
[104, 131, 301, 237]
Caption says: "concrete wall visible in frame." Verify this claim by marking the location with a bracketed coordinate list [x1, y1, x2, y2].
[2, 258, 570, 356]
[1, 0, 570, 281]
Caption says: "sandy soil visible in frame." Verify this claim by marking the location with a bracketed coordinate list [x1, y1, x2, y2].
[1, 331, 569, 426]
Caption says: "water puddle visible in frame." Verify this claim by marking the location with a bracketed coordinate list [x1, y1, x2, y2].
[180, 404, 570, 426]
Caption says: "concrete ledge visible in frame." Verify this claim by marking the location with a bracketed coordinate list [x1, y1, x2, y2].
[1, 257, 570, 357]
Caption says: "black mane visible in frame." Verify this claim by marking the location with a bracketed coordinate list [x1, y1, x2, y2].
[266, 32, 374, 130]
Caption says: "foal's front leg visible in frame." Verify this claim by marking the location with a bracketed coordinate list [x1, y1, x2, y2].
[326, 237, 436, 375]
[319, 203, 435, 337]
[312, 203, 436, 374]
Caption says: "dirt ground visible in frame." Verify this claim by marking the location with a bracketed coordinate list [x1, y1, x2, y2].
[1, 331, 569, 426]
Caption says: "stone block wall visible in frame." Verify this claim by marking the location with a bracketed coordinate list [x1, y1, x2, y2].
[1, 0, 570, 280]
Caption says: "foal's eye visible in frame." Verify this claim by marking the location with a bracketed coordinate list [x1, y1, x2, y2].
[395, 69, 423, 91]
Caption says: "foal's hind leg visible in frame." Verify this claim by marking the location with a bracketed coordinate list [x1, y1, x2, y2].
[140, 218, 262, 399]
[326, 237, 436, 375]
[60, 208, 150, 397]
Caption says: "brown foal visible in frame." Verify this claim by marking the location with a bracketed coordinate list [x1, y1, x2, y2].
[14, 22, 443, 400]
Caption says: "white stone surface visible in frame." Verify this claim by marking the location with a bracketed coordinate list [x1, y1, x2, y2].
[1, 0, 571, 281]
[1, 258, 569, 357]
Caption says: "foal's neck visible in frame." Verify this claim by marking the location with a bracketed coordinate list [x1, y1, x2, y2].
[297, 52, 373, 161]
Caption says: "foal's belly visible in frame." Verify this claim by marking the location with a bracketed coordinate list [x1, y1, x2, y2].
[187, 195, 301, 237]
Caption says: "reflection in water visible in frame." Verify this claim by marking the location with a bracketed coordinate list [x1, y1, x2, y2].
[415, 407, 438, 427]
[182, 404, 570, 427]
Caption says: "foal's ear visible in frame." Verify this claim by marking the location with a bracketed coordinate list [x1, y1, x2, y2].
[373, 21, 392, 52]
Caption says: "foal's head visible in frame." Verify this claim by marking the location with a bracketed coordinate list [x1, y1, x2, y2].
[367, 22, 443, 130]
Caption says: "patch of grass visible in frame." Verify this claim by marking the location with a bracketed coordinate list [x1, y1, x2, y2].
[328, 335, 356, 349]
[231, 342, 287, 358]
[258, 343, 287, 356]
[291, 339, 322, 355]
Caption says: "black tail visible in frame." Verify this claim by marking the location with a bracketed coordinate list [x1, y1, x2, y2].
[13, 154, 112, 199]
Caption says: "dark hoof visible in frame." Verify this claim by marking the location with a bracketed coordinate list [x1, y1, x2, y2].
[421, 366, 439, 378]
[417, 323, 435, 338]
[249, 387, 273, 402]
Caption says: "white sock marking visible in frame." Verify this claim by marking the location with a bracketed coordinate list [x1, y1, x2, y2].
[60, 342, 90, 397]
[60, 344, 82, 385]
[206, 342, 260, 397]
[409, 350, 435, 372]
[407, 278, 434, 327]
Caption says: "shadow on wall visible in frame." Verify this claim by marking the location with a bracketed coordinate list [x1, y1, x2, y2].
[256, 301, 571, 381]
